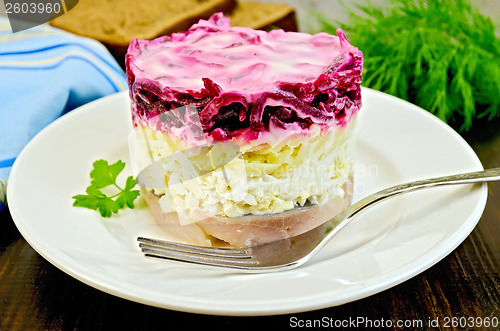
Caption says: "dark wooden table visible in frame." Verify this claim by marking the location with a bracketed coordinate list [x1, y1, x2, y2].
[1, 124, 499, 330]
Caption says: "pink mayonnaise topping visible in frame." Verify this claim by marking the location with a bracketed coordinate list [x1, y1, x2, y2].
[130, 15, 344, 93]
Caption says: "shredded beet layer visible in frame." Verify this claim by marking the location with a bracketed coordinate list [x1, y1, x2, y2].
[126, 13, 363, 142]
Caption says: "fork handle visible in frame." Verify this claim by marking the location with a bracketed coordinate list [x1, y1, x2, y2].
[381, 167, 500, 195]
[324, 167, 500, 245]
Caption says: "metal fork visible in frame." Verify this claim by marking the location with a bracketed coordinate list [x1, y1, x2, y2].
[137, 167, 500, 273]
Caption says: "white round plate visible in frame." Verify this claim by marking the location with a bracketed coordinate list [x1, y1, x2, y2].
[7, 88, 487, 316]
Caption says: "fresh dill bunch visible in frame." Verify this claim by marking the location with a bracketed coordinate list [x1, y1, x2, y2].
[317, 0, 500, 131]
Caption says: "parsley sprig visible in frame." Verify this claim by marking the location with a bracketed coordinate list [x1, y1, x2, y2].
[317, 0, 500, 131]
[73, 160, 140, 218]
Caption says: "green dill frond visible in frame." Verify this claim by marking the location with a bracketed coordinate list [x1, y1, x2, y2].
[317, 0, 500, 131]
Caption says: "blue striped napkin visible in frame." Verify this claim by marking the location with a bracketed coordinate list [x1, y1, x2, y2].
[0, 18, 128, 212]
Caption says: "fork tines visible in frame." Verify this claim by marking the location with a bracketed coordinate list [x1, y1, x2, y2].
[137, 237, 259, 267]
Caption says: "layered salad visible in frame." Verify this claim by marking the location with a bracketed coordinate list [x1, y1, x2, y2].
[126, 13, 363, 247]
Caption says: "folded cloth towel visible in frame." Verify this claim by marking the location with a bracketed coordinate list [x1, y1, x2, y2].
[0, 18, 128, 212]
[0, 180, 5, 211]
